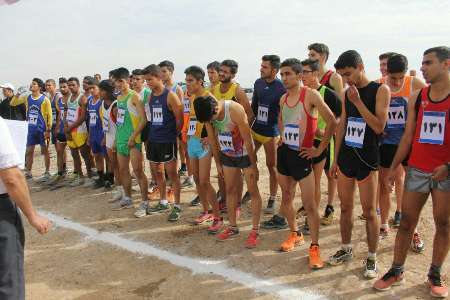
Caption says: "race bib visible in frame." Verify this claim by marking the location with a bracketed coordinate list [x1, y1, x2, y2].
[117, 108, 125, 125]
[66, 108, 76, 123]
[144, 104, 151, 122]
[28, 112, 38, 125]
[345, 117, 366, 148]
[89, 112, 97, 126]
[218, 132, 235, 153]
[183, 98, 190, 114]
[52, 112, 57, 124]
[387, 103, 406, 128]
[257, 105, 269, 124]
[152, 106, 163, 125]
[283, 124, 300, 150]
[187, 118, 197, 136]
[419, 111, 446, 145]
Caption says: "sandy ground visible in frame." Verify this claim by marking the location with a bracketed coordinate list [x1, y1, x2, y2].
[23, 147, 448, 300]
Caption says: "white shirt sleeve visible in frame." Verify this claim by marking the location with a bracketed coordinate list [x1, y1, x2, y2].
[0, 117, 20, 170]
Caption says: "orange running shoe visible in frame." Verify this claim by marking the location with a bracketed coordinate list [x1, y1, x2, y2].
[309, 245, 324, 270]
[280, 232, 304, 252]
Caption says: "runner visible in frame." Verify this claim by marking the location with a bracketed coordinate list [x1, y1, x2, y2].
[45, 79, 63, 179]
[379, 52, 397, 77]
[110, 68, 148, 211]
[307, 42, 344, 225]
[65, 77, 93, 186]
[194, 92, 262, 248]
[94, 73, 101, 82]
[374, 46, 450, 298]
[11, 78, 52, 180]
[328, 50, 390, 279]
[298, 58, 341, 235]
[139, 64, 183, 221]
[184, 66, 222, 231]
[377, 54, 426, 239]
[250, 55, 285, 216]
[275, 58, 336, 269]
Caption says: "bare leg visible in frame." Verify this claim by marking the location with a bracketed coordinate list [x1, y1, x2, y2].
[358, 171, 380, 253]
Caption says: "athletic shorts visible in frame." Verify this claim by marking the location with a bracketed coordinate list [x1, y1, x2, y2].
[220, 152, 251, 169]
[337, 147, 378, 182]
[51, 127, 57, 145]
[146, 142, 177, 163]
[89, 138, 106, 156]
[56, 132, 67, 143]
[116, 142, 142, 157]
[312, 139, 327, 165]
[324, 137, 335, 171]
[405, 167, 450, 193]
[277, 143, 312, 181]
[379, 144, 408, 168]
[251, 130, 276, 145]
[67, 132, 88, 149]
[105, 132, 115, 150]
[187, 137, 209, 160]
[26, 130, 45, 147]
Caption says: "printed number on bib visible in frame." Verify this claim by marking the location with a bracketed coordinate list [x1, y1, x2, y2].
[89, 112, 97, 126]
[345, 117, 366, 149]
[28, 113, 38, 125]
[117, 108, 125, 125]
[283, 124, 300, 150]
[67, 109, 76, 123]
[144, 104, 151, 122]
[419, 111, 446, 145]
[387, 103, 406, 128]
[152, 106, 163, 125]
[183, 99, 190, 114]
[218, 132, 235, 153]
[257, 105, 269, 124]
[187, 118, 197, 136]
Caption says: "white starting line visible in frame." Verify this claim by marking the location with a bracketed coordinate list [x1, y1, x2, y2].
[39, 210, 325, 300]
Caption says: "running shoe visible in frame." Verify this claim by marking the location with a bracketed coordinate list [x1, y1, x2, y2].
[104, 180, 112, 190]
[245, 230, 259, 249]
[280, 232, 304, 252]
[261, 215, 288, 230]
[134, 201, 149, 218]
[207, 218, 223, 234]
[168, 206, 182, 222]
[392, 211, 401, 228]
[373, 268, 405, 291]
[92, 177, 105, 189]
[46, 174, 64, 186]
[296, 206, 306, 219]
[190, 195, 200, 207]
[194, 211, 213, 225]
[112, 197, 133, 210]
[263, 198, 275, 215]
[309, 245, 324, 270]
[428, 272, 448, 298]
[82, 177, 96, 188]
[216, 227, 240, 241]
[25, 171, 33, 180]
[328, 248, 353, 266]
[364, 258, 378, 279]
[181, 177, 195, 189]
[35, 172, 51, 184]
[411, 232, 425, 253]
[241, 191, 251, 204]
[321, 205, 334, 226]
[147, 202, 170, 214]
[301, 218, 310, 236]
[109, 187, 123, 203]
[69, 175, 84, 187]
[380, 227, 390, 240]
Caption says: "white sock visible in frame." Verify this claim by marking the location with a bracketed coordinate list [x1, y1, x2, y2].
[342, 244, 352, 252]
[381, 223, 389, 230]
[368, 252, 377, 260]
[160, 199, 168, 205]
[174, 204, 181, 209]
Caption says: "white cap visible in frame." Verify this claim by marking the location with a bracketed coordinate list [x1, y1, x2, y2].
[0, 83, 15, 91]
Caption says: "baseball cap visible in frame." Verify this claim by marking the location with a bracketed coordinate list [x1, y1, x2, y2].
[0, 83, 15, 91]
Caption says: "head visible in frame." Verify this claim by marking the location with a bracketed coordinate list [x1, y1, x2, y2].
[131, 69, 145, 90]
[193, 95, 218, 122]
[31, 78, 45, 93]
[260, 55, 281, 80]
[67, 77, 80, 94]
[379, 52, 397, 77]
[184, 66, 205, 95]
[219, 59, 238, 83]
[45, 79, 56, 94]
[88, 78, 100, 98]
[99, 79, 114, 101]
[386, 54, 408, 89]
[334, 50, 364, 86]
[94, 74, 101, 81]
[207, 61, 220, 85]
[421, 46, 450, 84]
[143, 64, 163, 90]
[300, 59, 320, 88]
[58, 77, 69, 96]
[308, 43, 330, 65]
[1, 86, 14, 98]
[112, 67, 130, 92]
[280, 58, 303, 89]
[108, 69, 117, 81]
[158, 60, 175, 82]
[83, 76, 95, 93]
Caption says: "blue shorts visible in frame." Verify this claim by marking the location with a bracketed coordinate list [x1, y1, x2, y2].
[187, 136, 209, 159]
[27, 130, 45, 147]
[89, 137, 106, 155]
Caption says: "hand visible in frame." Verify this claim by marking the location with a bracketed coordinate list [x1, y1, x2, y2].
[329, 163, 338, 179]
[432, 164, 449, 181]
[347, 85, 362, 105]
[300, 147, 320, 159]
[216, 164, 224, 179]
[383, 168, 396, 193]
[128, 136, 136, 148]
[29, 214, 51, 235]
[44, 131, 50, 139]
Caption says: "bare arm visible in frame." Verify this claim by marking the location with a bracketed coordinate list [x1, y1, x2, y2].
[168, 91, 184, 133]
[330, 72, 344, 100]
[231, 103, 257, 166]
[277, 93, 286, 145]
[412, 77, 426, 92]
[235, 86, 255, 124]
[205, 123, 223, 177]
[130, 93, 146, 139]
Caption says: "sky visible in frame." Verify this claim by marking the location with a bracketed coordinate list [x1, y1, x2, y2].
[1, 0, 449, 90]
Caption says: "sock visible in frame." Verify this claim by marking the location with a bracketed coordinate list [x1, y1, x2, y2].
[428, 264, 441, 277]
[174, 204, 181, 209]
[391, 264, 404, 275]
[368, 252, 377, 260]
[327, 204, 334, 210]
[181, 163, 186, 171]
[342, 244, 352, 252]
[310, 243, 319, 247]
[160, 199, 168, 205]
[381, 223, 389, 230]
[295, 230, 302, 236]
[252, 225, 259, 231]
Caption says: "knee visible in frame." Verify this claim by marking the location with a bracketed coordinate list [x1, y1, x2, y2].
[340, 202, 353, 215]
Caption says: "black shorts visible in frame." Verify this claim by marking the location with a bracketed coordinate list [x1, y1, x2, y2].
[379, 144, 408, 169]
[220, 152, 251, 168]
[312, 139, 327, 165]
[277, 143, 312, 181]
[337, 146, 378, 182]
[146, 141, 177, 163]
[51, 127, 57, 145]
[56, 132, 67, 143]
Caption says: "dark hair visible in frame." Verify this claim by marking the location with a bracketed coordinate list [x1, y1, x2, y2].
[308, 43, 330, 61]
[158, 60, 175, 73]
[387, 54, 408, 74]
[194, 96, 217, 122]
[334, 50, 363, 69]
[262, 55, 281, 70]
[99, 79, 115, 100]
[132, 69, 144, 76]
[142, 64, 161, 78]
[45, 79, 56, 85]
[109, 69, 117, 77]
[379, 52, 397, 61]
[424, 46, 450, 62]
[113, 67, 130, 80]
[83, 76, 95, 85]
[32, 78, 45, 92]
[300, 58, 320, 72]
[221, 59, 238, 74]
[280, 58, 303, 74]
[184, 66, 205, 81]
[68, 77, 80, 85]
[59, 77, 68, 85]
[94, 73, 101, 78]
[207, 61, 220, 72]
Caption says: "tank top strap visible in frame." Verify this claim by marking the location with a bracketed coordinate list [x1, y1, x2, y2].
[299, 86, 307, 104]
